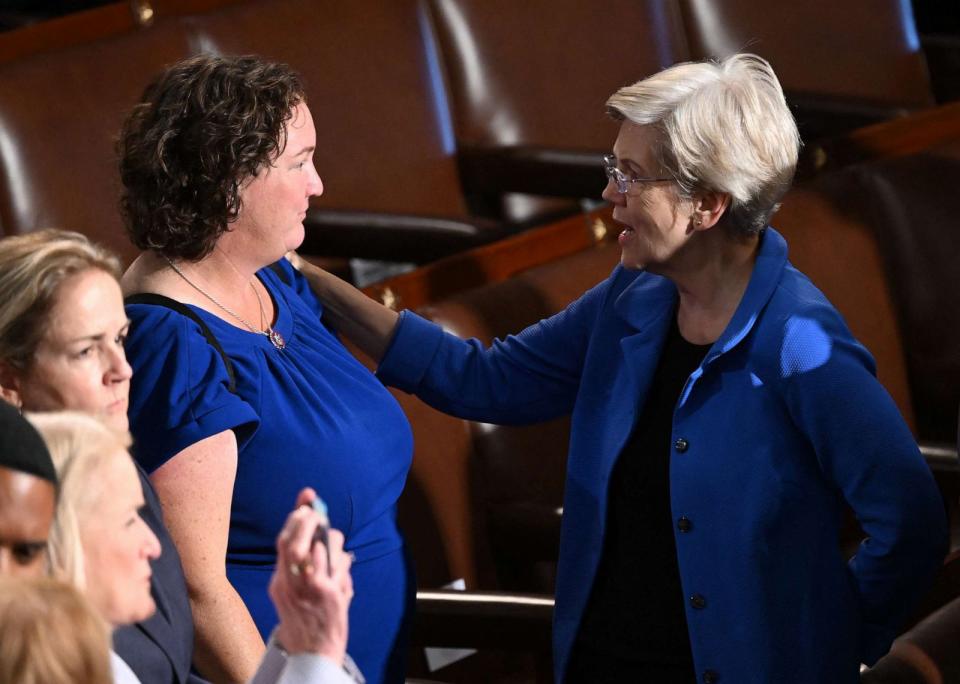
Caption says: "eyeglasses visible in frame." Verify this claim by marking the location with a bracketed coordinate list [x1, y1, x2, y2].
[602, 154, 673, 193]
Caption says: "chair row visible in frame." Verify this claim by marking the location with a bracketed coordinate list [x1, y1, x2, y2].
[428, 0, 936, 209]
[0, 0, 516, 270]
[0, 0, 937, 272]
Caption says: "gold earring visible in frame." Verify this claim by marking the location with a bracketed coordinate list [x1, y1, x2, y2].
[693, 215, 702, 227]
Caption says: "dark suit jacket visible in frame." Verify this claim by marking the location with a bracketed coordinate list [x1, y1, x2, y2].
[112, 463, 208, 684]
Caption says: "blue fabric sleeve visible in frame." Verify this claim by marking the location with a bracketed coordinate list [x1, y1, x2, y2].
[376, 273, 611, 425]
[126, 304, 261, 473]
[775, 306, 948, 664]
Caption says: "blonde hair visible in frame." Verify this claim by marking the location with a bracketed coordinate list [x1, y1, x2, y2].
[606, 53, 800, 236]
[0, 576, 111, 684]
[0, 230, 120, 369]
[27, 411, 132, 590]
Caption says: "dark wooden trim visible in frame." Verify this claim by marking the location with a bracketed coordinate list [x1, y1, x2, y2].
[806, 101, 960, 176]
[361, 206, 616, 311]
[0, 0, 245, 65]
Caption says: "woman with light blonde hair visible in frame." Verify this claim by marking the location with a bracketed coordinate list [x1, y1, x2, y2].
[0, 229, 126, 417]
[31, 411, 161, 683]
[0, 575, 112, 684]
[31, 409, 357, 684]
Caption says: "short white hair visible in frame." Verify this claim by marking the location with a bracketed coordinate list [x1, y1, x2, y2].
[606, 53, 800, 236]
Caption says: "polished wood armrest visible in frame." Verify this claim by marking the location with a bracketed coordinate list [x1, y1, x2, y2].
[458, 144, 606, 200]
[412, 589, 553, 652]
[919, 442, 960, 474]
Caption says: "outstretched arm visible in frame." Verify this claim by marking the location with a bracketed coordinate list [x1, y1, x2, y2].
[286, 252, 398, 363]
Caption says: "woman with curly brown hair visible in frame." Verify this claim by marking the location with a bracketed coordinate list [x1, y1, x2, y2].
[119, 55, 412, 684]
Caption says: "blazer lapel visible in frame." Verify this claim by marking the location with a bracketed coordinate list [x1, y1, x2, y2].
[599, 272, 677, 479]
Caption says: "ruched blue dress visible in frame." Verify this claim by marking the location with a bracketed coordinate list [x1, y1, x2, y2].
[125, 259, 414, 684]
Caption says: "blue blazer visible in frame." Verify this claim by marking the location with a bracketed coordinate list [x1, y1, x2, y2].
[377, 228, 947, 683]
[112, 464, 208, 684]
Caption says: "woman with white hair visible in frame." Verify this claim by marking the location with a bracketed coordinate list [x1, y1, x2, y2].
[31, 411, 356, 684]
[290, 54, 946, 682]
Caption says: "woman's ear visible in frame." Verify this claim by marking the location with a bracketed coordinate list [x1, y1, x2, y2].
[691, 191, 731, 230]
[0, 361, 24, 410]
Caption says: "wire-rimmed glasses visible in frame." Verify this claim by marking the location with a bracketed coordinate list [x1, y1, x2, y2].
[602, 154, 673, 193]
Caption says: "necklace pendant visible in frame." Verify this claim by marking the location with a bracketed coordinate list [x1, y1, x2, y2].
[267, 327, 285, 351]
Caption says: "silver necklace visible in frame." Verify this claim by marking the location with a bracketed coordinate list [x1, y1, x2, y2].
[165, 257, 286, 350]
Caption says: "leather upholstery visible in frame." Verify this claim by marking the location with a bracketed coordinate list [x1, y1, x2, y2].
[680, 0, 933, 107]
[806, 142, 960, 443]
[301, 208, 506, 264]
[424, 0, 689, 211]
[679, 0, 935, 139]
[188, 0, 471, 219]
[425, 0, 688, 151]
[0, 17, 192, 263]
[417, 243, 620, 591]
[360, 242, 621, 592]
[0, 0, 513, 267]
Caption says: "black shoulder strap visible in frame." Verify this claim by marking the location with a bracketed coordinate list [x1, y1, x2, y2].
[124, 293, 237, 394]
[267, 260, 291, 286]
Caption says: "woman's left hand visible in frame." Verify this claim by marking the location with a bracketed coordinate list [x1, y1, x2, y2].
[269, 487, 353, 664]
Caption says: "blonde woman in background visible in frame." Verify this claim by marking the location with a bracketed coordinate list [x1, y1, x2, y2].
[0, 575, 112, 684]
[33, 411, 161, 684]
[32, 410, 357, 684]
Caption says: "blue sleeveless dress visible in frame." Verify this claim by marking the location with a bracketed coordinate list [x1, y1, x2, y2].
[125, 259, 414, 684]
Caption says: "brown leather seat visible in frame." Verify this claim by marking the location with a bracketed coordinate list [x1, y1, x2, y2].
[839, 141, 960, 445]
[423, 0, 690, 216]
[0, 0, 510, 268]
[0, 17, 193, 263]
[186, 0, 510, 264]
[785, 129, 960, 446]
[678, 0, 936, 141]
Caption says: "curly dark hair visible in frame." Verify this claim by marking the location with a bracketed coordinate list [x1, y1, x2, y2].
[118, 54, 306, 261]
